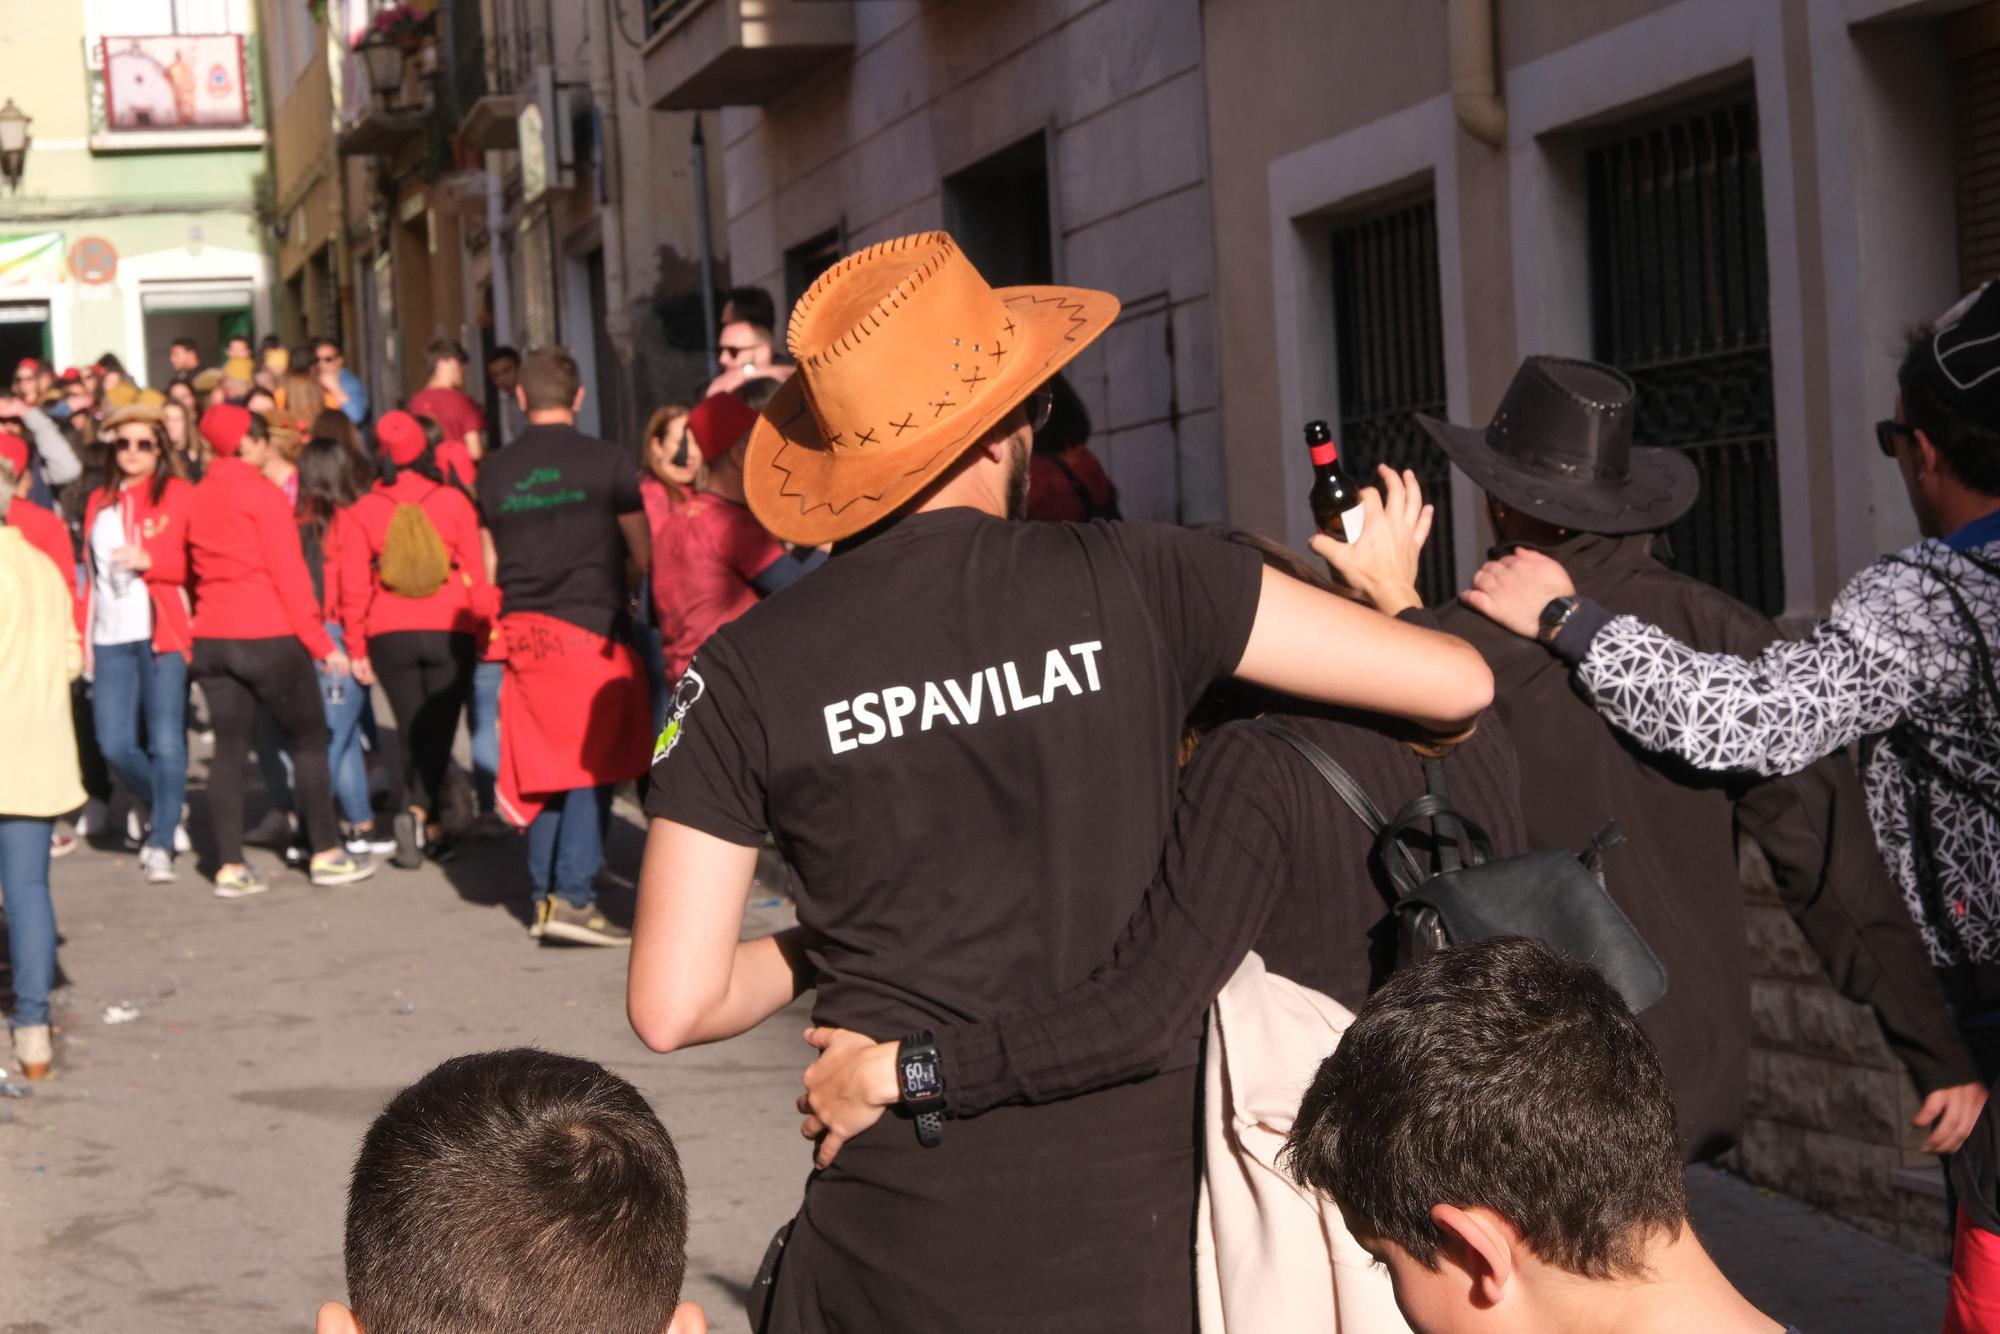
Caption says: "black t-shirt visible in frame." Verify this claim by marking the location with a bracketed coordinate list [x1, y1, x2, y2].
[644, 508, 1262, 1037]
[475, 422, 642, 637]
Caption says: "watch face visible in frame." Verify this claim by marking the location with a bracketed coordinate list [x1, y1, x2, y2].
[900, 1056, 943, 1098]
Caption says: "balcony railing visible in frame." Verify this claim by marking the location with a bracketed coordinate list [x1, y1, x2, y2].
[85, 32, 266, 151]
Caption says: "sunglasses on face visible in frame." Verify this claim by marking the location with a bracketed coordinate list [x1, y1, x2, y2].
[115, 435, 158, 453]
[1027, 385, 1054, 434]
[1875, 418, 1918, 459]
[717, 344, 760, 361]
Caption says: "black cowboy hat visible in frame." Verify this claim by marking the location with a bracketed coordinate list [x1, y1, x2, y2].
[1416, 355, 1698, 536]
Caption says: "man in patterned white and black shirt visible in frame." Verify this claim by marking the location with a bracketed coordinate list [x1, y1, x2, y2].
[1469, 287, 2000, 1089]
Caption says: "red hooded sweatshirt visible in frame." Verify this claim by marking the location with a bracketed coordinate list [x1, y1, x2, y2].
[330, 472, 494, 662]
[81, 476, 195, 659]
[188, 456, 334, 658]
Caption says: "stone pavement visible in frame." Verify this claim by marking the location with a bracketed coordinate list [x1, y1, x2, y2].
[0, 796, 1959, 1332]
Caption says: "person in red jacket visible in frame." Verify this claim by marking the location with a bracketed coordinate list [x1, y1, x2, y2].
[336, 410, 494, 869]
[188, 404, 375, 897]
[82, 404, 195, 883]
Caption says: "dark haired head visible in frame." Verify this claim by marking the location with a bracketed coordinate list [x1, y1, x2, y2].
[171, 336, 200, 355]
[1281, 936, 1687, 1280]
[721, 285, 776, 331]
[314, 336, 345, 359]
[426, 337, 470, 373]
[731, 373, 782, 414]
[487, 345, 520, 367]
[297, 438, 363, 532]
[520, 346, 582, 412]
[343, 1048, 690, 1334]
[1899, 326, 2000, 498]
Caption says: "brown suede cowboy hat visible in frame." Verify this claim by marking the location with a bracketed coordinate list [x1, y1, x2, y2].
[744, 232, 1120, 545]
[1416, 355, 1698, 536]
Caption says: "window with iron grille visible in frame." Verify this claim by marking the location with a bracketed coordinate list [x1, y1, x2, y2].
[1586, 94, 1783, 615]
[1955, 40, 2000, 289]
[1330, 196, 1454, 606]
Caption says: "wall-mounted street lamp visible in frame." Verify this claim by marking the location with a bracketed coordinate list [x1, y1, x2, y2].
[0, 100, 32, 192]
[355, 36, 406, 106]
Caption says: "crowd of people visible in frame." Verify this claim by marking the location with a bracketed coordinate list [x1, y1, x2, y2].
[6, 227, 2000, 1333]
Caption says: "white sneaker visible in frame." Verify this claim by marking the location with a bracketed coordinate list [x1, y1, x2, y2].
[125, 807, 147, 851]
[345, 828, 398, 856]
[173, 823, 192, 854]
[139, 846, 176, 884]
[74, 797, 111, 838]
[12, 1024, 51, 1079]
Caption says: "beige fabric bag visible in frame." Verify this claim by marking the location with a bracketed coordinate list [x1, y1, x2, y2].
[1195, 951, 1411, 1334]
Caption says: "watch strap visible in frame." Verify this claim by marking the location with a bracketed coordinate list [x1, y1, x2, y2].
[914, 1110, 943, 1149]
[1549, 597, 1615, 666]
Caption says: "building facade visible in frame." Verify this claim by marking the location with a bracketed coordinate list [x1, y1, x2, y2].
[643, 0, 1228, 525]
[0, 0, 271, 385]
[1204, 0, 1997, 1255]
[259, 0, 725, 445]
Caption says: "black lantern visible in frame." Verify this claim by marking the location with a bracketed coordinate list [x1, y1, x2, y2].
[0, 100, 31, 192]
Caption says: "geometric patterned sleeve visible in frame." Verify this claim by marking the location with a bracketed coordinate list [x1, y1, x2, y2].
[1573, 557, 1963, 777]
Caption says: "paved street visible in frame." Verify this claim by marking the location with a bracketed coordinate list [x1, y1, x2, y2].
[0, 787, 1957, 1333]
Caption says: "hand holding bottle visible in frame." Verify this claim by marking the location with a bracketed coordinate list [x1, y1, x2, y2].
[1311, 464, 1432, 617]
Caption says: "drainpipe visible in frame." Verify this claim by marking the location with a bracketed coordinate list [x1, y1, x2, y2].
[586, 0, 636, 436]
[1449, 0, 1506, 148]
[692, 114, 718, 378]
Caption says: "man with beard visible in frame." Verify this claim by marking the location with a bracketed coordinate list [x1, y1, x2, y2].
[624, 232, 1494, 1332]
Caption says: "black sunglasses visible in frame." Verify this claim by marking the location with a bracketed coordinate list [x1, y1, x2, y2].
[1875, 419, 1918, 459]
[115, 436, 159, 452]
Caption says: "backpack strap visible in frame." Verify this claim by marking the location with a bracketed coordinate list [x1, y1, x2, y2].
[1231, 718, 1427, 892]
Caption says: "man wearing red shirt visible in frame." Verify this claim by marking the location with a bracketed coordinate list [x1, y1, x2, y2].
[188, 404, 375, 896]
[408, 338, 485, 486]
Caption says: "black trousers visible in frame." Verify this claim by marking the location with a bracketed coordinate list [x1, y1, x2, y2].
[369, 630, 476, 822]
[194, 636, 338, 865]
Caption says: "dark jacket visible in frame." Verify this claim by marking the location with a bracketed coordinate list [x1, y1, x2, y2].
[1439, 532, 1975, 1160]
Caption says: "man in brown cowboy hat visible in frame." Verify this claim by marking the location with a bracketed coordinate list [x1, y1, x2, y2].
[625, 231, 1494, 1332]
[1425, 354, 1981, 1163]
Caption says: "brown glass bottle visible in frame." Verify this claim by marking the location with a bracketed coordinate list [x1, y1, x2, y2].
[1305, 420, 1365, 542]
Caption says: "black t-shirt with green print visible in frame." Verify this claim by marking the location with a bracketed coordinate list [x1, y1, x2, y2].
[476, 422, 643, 638]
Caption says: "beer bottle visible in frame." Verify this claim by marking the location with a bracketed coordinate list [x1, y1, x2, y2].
[1305, 420, 1365, 542]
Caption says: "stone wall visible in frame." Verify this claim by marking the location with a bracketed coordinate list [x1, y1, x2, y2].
[1733, 840, 1950, 1260]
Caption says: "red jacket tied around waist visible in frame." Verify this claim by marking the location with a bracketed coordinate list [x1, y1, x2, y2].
[187, 456, 334, 658]
[331, 472, 495, 661]
[81, 477, 195, 659]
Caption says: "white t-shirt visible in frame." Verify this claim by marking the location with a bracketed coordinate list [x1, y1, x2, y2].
[90, 500, 152, 646]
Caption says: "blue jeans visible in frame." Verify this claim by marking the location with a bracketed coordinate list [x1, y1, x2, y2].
[90, 640, 188, 852]
[525, 785, 611, 908]
[469, 659, 502, 815]
[321, 624, 372, 828]
[0, 817, 57, 1027]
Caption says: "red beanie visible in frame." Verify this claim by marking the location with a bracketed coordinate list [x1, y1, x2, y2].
[686, 392, 761, 461]
[200, 403, 253, 458]
[0, 430, 26, 479]
[377, 410, 427, 466]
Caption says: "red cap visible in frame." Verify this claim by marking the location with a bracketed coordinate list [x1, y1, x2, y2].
[0, 431, 26, 478]
[377, 409, 427, 466]
[14, 357, 41, 376]
[200, 403, 253, 458]
[686, 392, 760, 461]
[57, 367, 82, 384]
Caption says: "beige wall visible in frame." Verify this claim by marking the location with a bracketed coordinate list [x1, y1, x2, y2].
[713, 0, 1225, 523]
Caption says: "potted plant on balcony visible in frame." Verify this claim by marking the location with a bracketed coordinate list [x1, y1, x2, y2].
[368, 4, 437, 56]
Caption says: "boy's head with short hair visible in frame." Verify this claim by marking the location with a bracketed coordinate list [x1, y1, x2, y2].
[318, 1048, 704, 1334]
[1284, 938, 1775, 1334]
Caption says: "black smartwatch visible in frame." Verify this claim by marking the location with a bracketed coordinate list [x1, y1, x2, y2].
[1537, 595, 1581, 644]
[897, 1031, 947, 1148]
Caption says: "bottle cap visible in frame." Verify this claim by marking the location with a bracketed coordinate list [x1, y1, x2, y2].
[1304, 419, 1332, 445]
